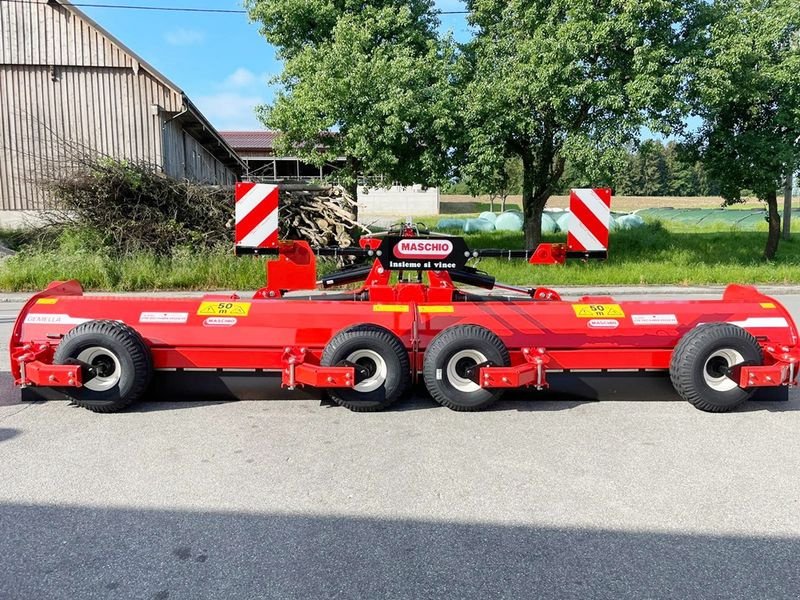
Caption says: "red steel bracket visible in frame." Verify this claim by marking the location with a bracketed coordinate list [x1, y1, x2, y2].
[739, 345, 800, 388]
[255, 241, 318, 298]
[480, 348, 550, 390]
[25, 361, 83, 388]
[281, 346, 355, 390]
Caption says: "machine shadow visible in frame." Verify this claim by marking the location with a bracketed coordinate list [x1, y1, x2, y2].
[0, 427, 21, 442]
[17, 371, 798, 413]
[0, 371, 21, 407]
[1, 502, 797, 600]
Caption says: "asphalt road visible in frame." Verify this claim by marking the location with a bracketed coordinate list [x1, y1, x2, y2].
[1, 291, 800, 600]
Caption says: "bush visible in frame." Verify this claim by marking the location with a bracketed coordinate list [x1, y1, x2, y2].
[44, 158, 233, 255]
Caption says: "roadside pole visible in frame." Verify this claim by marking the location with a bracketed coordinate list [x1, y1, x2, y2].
[783, 170, 793, 241]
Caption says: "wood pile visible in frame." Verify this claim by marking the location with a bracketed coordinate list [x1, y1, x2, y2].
[280, 185, 363, 249]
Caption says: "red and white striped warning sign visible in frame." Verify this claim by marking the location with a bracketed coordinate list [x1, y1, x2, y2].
[567, 188, 612, 254]
[235, 182, 279, 250]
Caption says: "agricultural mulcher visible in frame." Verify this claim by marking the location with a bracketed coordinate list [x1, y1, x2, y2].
[10, 186, 800, 413]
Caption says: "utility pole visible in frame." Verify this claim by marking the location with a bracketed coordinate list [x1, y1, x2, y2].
[783, 169, 793, 241]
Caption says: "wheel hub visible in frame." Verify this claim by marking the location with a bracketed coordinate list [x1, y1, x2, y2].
[703, 348, 745, 392]
[76, 347, 122, 392]
[446, 349, 488, 393]
[345, 349, 388, 394]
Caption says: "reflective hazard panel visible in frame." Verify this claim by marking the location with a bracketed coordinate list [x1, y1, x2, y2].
[197, 302, 252, 317]
[572, 304, 625, 318]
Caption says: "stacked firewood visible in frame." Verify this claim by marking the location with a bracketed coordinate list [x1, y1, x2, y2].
[280, 185, 363, 248]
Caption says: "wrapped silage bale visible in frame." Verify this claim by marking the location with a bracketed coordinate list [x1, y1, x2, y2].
[435, 218, 466, 231]
[615, 213, 645, 230]
[541, 213, 558, 235]
[478, 211, 497, 224]
[464, 218, 496, 233]
[556, 211, 572, 234]
[494, 210, 524, 232]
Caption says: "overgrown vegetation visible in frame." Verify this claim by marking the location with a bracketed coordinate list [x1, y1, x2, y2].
[44, 158, 233, 254]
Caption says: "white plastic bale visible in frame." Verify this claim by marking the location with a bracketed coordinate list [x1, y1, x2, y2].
[478, 211, 497, 224]
[494, 211, 524, 232]
[464, 217, 496, 233]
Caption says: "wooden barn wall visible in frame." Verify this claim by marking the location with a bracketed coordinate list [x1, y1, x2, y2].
[0, 0, 238, 210]
[162, 122, 237, 185]
[0, 65, 178, 210]
[0, 0, 139, 69]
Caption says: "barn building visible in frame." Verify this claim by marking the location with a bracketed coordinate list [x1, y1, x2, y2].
[220, 130, 345, 182]
[221, 130, 440, 217]
[0, 0, 244, 226]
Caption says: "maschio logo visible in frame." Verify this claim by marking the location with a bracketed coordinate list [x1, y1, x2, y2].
[393, 239, 454, 259]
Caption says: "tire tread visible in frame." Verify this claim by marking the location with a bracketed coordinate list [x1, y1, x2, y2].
[54, 320, 152, 413]
[670, 323, 762, 413]
[423, 324, 510, 412]
[321, 323, 410, 412]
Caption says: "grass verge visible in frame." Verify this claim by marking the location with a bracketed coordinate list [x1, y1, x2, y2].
[1, 221, 799, 291]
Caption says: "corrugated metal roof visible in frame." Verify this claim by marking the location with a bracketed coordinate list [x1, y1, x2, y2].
[220, 131, 281, 150]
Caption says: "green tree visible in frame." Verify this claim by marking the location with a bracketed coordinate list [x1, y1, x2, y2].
[664, 141, 696, 195]
[245, 0, 457, 215]
[638, 140, 669, 195]
[460, 0, 693, 247]
[686, 0, 800, 259]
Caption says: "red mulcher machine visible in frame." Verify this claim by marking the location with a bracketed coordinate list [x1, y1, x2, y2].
[10, 185, 800, 413]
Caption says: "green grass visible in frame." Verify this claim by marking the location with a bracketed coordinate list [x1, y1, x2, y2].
[1, 221, 799, 291]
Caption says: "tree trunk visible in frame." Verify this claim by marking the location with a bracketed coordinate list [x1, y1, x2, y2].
[522, 155, 538, 248]
[521, 151, 561, 249]
[345, 156, 359, 222]
[763, 188, 781, 260]
[783, 169, 793, 241]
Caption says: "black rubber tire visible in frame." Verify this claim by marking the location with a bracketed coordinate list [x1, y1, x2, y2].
[423, 325, 510, 411]
[670, 323, 763, 413]
[321, 324, 410, 412]
[53, 320, 153, 413]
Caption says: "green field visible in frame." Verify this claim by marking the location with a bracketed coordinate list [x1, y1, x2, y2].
[1, 219, 799, 291]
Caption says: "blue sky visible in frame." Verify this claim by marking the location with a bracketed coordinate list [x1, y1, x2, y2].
[79, 0, 470, 131]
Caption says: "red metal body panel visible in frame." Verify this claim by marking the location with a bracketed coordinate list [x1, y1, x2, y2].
[11, 281, 799, 391]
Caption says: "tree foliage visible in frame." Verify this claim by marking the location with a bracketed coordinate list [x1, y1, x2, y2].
[685, 0, 800, 259]
[245, 0, 458, 209]
[459, 0, 695, 246]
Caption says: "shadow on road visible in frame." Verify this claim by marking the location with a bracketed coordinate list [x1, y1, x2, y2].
[0, 428, 20, 442]
[0, 372, 21, 407]
[10, 370, 799, 414]
[0, 503, 797, 599]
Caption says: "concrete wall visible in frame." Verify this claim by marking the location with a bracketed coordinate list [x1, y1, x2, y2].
[357, 185, 440, 217]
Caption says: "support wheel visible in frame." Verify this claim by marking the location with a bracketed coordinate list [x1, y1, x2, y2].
[53, 320, 153, 413]
[321, 324, 410, 412]
[423, 325, 510, 411]
[670, 323, 763, 413]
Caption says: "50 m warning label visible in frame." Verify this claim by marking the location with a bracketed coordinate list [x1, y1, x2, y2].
[572, 304, 625, 318]
[197, 301, 251, 317]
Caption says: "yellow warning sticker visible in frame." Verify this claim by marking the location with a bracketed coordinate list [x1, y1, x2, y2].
[419, 305, 455, 314]
[197, 301, 251, 317]
[760, 302, 776, 309]
[373, 304, 409, 313]
[572, 304, 625, 318]
[36, 298, 58, 305]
